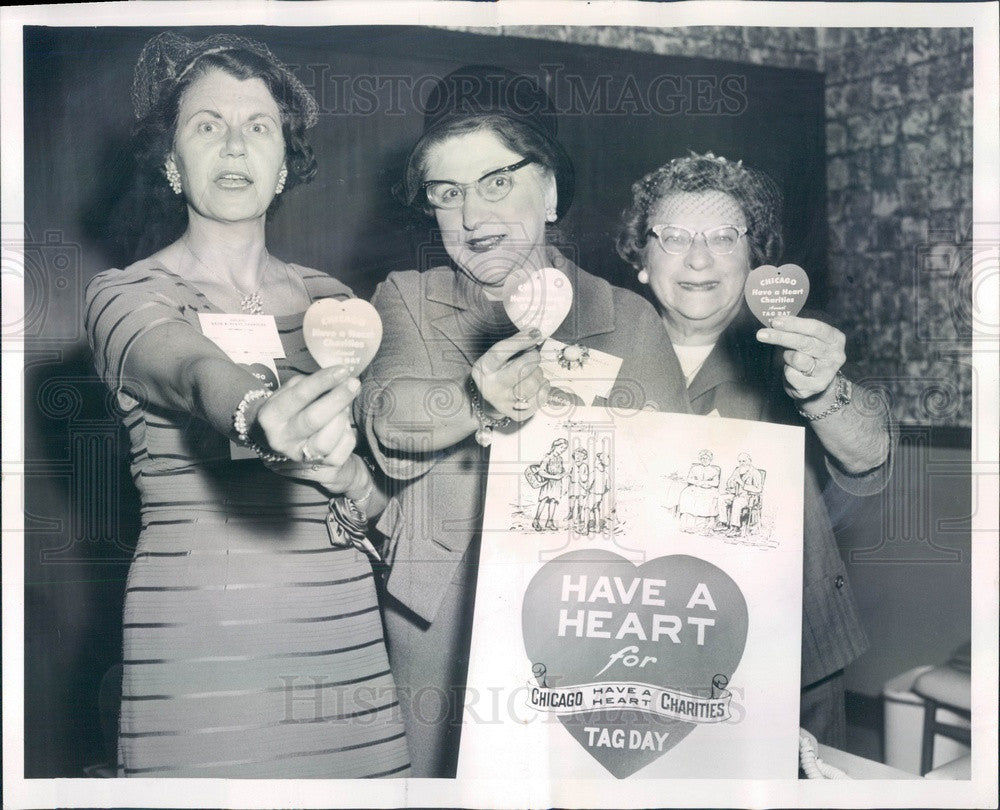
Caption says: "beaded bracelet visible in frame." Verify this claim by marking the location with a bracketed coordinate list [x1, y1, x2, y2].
[232, 388, 290, 463]
[467, 376, 512, 447]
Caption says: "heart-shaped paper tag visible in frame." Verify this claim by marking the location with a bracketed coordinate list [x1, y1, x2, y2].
[303, 298, 382, 375]
[743, 264, 810, 326]
[522, 549, 748, 778]
[502, 266, 573, 338]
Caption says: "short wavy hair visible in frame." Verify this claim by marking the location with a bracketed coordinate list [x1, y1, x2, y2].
[111, 39, 318, 261]
[616, 153, 783, 271]
[101, 31, 318, 264]
[134, 45, 318, 196]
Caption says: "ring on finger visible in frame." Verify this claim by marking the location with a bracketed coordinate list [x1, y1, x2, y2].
[301, 443, 321, 463]
[802, 356, 818, 376]
[512, 396, 531, 412]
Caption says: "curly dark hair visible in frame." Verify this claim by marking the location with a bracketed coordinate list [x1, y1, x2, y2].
[398, 114, 575, 221]
[616, 153, 783, 271]
[109, 39, 318, 262]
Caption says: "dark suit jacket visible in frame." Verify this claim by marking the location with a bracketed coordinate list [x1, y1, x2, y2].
[359, 250, 679, 612]
[685, 320, 885, 685]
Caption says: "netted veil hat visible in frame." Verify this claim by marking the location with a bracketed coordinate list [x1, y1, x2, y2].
[131, 31, 319, 126]
[404, 64, 575, 218]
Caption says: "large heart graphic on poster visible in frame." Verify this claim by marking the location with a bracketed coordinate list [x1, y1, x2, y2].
[522, 549, 748, 778]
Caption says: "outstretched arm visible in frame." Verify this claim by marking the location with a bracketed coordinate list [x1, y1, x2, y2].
[123, 322, 360, 467]
[86, 270, 363, 496]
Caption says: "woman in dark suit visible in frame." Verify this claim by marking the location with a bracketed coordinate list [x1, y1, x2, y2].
[357, 65, 679, 776]
[616, 152, 892, 747]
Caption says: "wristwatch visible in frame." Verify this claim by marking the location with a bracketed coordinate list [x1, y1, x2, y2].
[798, 372, 852, 421]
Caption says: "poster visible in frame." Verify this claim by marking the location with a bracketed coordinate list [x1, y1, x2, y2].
[460, 407, 804, 781]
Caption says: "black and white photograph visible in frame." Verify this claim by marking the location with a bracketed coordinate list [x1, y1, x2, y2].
[2, 2, 997, 808]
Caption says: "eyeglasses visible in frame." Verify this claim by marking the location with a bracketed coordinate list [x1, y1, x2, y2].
[422, 158, 533, 209]
[647, 224, 748, 255]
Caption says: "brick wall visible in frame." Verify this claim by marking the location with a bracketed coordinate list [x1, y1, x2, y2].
[448, 25, 974, 427]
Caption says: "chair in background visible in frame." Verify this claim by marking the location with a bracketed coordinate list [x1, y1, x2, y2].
[912, 643, 971, 777]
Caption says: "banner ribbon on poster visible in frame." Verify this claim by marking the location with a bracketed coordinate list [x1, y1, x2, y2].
[526, 679, 732, 723]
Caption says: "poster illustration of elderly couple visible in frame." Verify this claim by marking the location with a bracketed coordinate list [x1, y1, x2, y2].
[460, 407, 805, 780]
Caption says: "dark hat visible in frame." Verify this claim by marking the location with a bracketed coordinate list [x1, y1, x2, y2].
[422, 65, 559, 141]
[408, 64, 575, 219]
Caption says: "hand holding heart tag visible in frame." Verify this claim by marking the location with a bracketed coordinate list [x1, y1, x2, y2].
[744, 264, 810, 326]
[502, 266, 573, 339]
[303, 299, 382, 375]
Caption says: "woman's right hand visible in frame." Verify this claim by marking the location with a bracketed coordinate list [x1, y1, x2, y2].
[471, 329, 550, 421]
[251, 365, 360, 464]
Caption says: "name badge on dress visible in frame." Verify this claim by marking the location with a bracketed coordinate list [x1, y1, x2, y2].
[539, 338, 624, 406]
[198, 313, 286, 460]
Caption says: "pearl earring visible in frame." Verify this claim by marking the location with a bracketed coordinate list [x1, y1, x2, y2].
[637, 269, 649, 284]
[274, 166, 288, 195]
[545, 208, 557, 223]
[165, 161, 182, 195]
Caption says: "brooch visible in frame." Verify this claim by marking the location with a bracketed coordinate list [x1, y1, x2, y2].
[557, 343, 590, 370]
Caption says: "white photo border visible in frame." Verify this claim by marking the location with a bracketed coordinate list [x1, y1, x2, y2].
[2, 2, 997, 808]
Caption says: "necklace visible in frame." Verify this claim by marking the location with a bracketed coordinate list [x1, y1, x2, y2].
[239, 288, 264, 316]
[182, 236, 268, 315]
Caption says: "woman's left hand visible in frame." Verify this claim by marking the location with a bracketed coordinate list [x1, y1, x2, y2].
[756, 316, 846, 401]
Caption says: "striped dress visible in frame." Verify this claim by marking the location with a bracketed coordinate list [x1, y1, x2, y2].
[85, 263, 410, 778]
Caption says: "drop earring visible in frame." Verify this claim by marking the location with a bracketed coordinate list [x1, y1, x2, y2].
[274, 166, 288, 195]
[165, 161, 182, 195]
[637, 269, 649, 284]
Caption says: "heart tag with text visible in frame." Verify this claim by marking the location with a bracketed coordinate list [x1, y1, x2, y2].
[303, 298, 382, 375]
[502, 266, 573, 338]
[522, 549, 748, 778]
[744, 263, 810, 326]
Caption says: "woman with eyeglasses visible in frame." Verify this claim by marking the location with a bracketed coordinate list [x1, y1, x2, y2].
[356, 66, 677, 776]
[617, 152, 892, 748]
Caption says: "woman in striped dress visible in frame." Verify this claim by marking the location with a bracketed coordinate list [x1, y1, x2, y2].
[84, 32, 409, 778]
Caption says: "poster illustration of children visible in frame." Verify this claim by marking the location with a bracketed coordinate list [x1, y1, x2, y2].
[586, 451, 612, 534]
[530, 439, 569, 531]
[566, 447, 590, 529]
